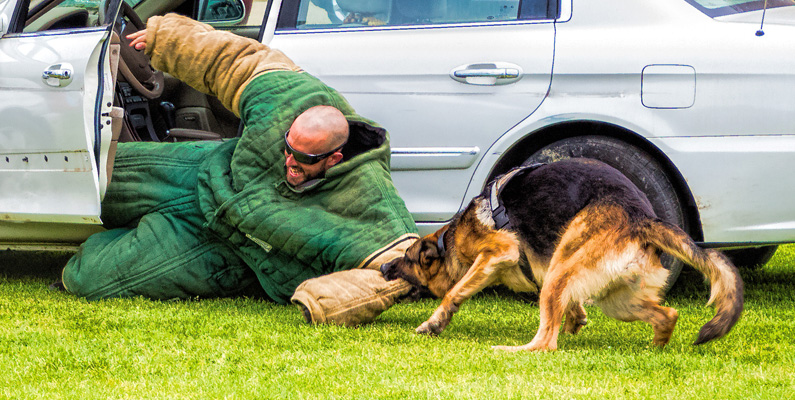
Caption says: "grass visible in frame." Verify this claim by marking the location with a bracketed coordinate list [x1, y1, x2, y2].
[1, 247, 794, 399]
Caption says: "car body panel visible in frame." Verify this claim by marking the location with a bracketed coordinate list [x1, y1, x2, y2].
[1, 0, 794, 249]
[265, 0, 795, 242]
[268, 12, 556, 221]
[457, 0, 795, 242]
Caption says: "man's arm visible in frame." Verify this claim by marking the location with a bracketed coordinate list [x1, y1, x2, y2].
[137, 13, 301, 117]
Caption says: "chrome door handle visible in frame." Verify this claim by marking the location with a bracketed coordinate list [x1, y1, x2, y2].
[42, 63, 74, 87]
[453, 68, 520, 79]
[450, 62, 523, 86]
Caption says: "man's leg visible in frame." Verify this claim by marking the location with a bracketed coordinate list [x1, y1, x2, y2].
[100, 141, 221, 229]
[62, 203, 261, 300]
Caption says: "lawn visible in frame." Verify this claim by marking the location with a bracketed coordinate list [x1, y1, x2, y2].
[1, 246, 793, 399]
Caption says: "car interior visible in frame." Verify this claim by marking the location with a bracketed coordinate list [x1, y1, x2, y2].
[22, 0, 246, 146]
[17, 0, 255, 184]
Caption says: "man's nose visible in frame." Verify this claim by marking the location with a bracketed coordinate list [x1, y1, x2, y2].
[285, 152, 298, 166]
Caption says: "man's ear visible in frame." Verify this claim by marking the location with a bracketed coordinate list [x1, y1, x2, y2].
[326, 151, 344, 168]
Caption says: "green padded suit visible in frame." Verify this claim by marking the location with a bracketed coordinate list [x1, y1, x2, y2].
[62, 14, 418, 303]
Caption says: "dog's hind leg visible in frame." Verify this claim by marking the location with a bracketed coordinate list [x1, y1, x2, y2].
[598, 286, 679, 347]
[563, 302, 588, 335]
[596, 251, 679, 347]
[639, 301, 679, 347]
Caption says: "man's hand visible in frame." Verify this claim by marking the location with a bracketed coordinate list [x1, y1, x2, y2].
[126, 30, 147, 50]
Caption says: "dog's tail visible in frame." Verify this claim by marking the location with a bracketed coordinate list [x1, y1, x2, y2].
[640, 220, 743, 345]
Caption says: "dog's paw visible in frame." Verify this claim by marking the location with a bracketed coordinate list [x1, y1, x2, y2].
[415, 321, 441, 336]
[492, 344, 555, 352]
[563, 318, 588, 335]
[492, 345, 524, 352]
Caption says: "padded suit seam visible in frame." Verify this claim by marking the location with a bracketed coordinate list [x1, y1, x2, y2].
[87, 241, 220, 299]
[113, 156, 203, 168]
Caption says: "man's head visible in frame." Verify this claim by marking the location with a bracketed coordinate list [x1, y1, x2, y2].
[284, 106, 349, 187]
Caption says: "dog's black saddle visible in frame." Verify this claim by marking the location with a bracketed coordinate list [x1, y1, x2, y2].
[488, 163, 545, 230]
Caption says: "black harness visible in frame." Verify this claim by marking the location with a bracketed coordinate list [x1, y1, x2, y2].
[488, 163, 545, 288]
[488, 163, 545, 230]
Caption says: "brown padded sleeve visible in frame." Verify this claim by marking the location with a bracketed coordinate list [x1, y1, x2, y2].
[144, 13, 302, 117]
[291, 269, 412, 327]
[357, 234, 419, 269]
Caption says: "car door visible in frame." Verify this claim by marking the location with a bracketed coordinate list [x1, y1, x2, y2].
[264, 0, 558, 224]
[0, 0, 120, 225]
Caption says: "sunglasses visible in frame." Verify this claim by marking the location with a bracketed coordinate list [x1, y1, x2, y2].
[284, 130, 346, 165]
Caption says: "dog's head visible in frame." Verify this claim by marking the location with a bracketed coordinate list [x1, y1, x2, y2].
[380, 226, 458, 298]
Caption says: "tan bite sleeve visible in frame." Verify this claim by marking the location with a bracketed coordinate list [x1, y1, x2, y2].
[291, 269, 412, 327]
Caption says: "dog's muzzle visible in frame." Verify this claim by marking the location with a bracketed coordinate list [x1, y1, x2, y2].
[380, 259, 398, 280]
[379, 258, 432, 301]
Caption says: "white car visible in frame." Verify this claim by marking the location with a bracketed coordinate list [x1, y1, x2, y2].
[1, 0, 794, 284]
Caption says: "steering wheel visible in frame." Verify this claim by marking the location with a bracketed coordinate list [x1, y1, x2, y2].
[113, 1, 164, 99]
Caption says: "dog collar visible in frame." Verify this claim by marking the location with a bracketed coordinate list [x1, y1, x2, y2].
[488, 163, 545, 230]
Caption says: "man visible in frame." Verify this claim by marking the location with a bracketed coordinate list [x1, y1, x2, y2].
[60, 14, 418, 304]
[282, 106, 349, 187]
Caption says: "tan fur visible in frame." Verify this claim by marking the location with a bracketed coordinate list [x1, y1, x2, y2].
[385, 201, 743, 351]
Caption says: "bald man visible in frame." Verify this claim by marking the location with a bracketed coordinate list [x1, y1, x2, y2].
[58, 14, 418, 303]
[284, 106, 349, 187]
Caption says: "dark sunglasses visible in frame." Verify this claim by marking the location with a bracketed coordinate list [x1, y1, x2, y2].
[284, 130, 346, 165]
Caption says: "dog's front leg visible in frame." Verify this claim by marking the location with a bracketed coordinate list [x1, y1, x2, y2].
[416, 254, 512, 336]
[493, 260, 575, 352]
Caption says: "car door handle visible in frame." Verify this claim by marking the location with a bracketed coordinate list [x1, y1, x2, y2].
[450, 62, 523, 86]
[42, 63, 74, 87]
[453, 68, 520, 78]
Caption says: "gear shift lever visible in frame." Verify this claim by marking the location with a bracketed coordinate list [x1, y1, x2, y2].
[159, 101, 177, 131]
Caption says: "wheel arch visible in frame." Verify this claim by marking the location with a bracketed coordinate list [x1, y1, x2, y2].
[487, 120, 704, 242]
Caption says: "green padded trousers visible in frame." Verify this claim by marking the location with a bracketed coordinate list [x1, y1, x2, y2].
[62, 141, 264, 301]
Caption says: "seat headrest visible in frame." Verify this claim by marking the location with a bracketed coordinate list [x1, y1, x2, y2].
[336, 0, 391, 14]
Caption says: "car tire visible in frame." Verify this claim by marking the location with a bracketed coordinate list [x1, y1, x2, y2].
[723, 245, 778, 269]
[522, 135, 689, 292]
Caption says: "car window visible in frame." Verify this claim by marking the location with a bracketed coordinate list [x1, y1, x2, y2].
[292, 0, 554, 30]
[23, 0, 103, 32]
[197, 0, 272, 28]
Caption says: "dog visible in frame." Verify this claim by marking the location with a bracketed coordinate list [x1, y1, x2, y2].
[381, 158, 743, 351]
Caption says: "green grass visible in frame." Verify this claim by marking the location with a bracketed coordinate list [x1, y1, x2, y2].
[1, 247, 794, 399]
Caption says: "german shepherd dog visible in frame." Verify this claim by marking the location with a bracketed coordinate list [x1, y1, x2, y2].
[381, 158, 743, 351]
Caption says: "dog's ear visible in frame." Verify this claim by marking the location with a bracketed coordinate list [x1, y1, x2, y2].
[418, 238, 441, 265]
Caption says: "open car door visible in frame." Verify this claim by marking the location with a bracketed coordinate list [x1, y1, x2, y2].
[0, 0, 121, 235]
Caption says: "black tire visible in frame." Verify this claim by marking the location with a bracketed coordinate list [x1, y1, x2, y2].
[523, 135, 689, 292]
[723, 245, 778, 269]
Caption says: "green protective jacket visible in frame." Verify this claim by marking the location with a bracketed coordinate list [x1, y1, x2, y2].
[198, 73, 418, 302]
[63, 14, 417, 303]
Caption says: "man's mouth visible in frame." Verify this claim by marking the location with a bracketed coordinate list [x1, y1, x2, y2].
[287, 166, 303, 178]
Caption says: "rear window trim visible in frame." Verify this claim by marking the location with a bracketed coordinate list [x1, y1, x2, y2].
[275, 17, 555, 35]
[277, 0, 560, 32]
[684, 0, 795, 17]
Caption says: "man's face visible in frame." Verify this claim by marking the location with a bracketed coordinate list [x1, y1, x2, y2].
[283, 130, 342, 187]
